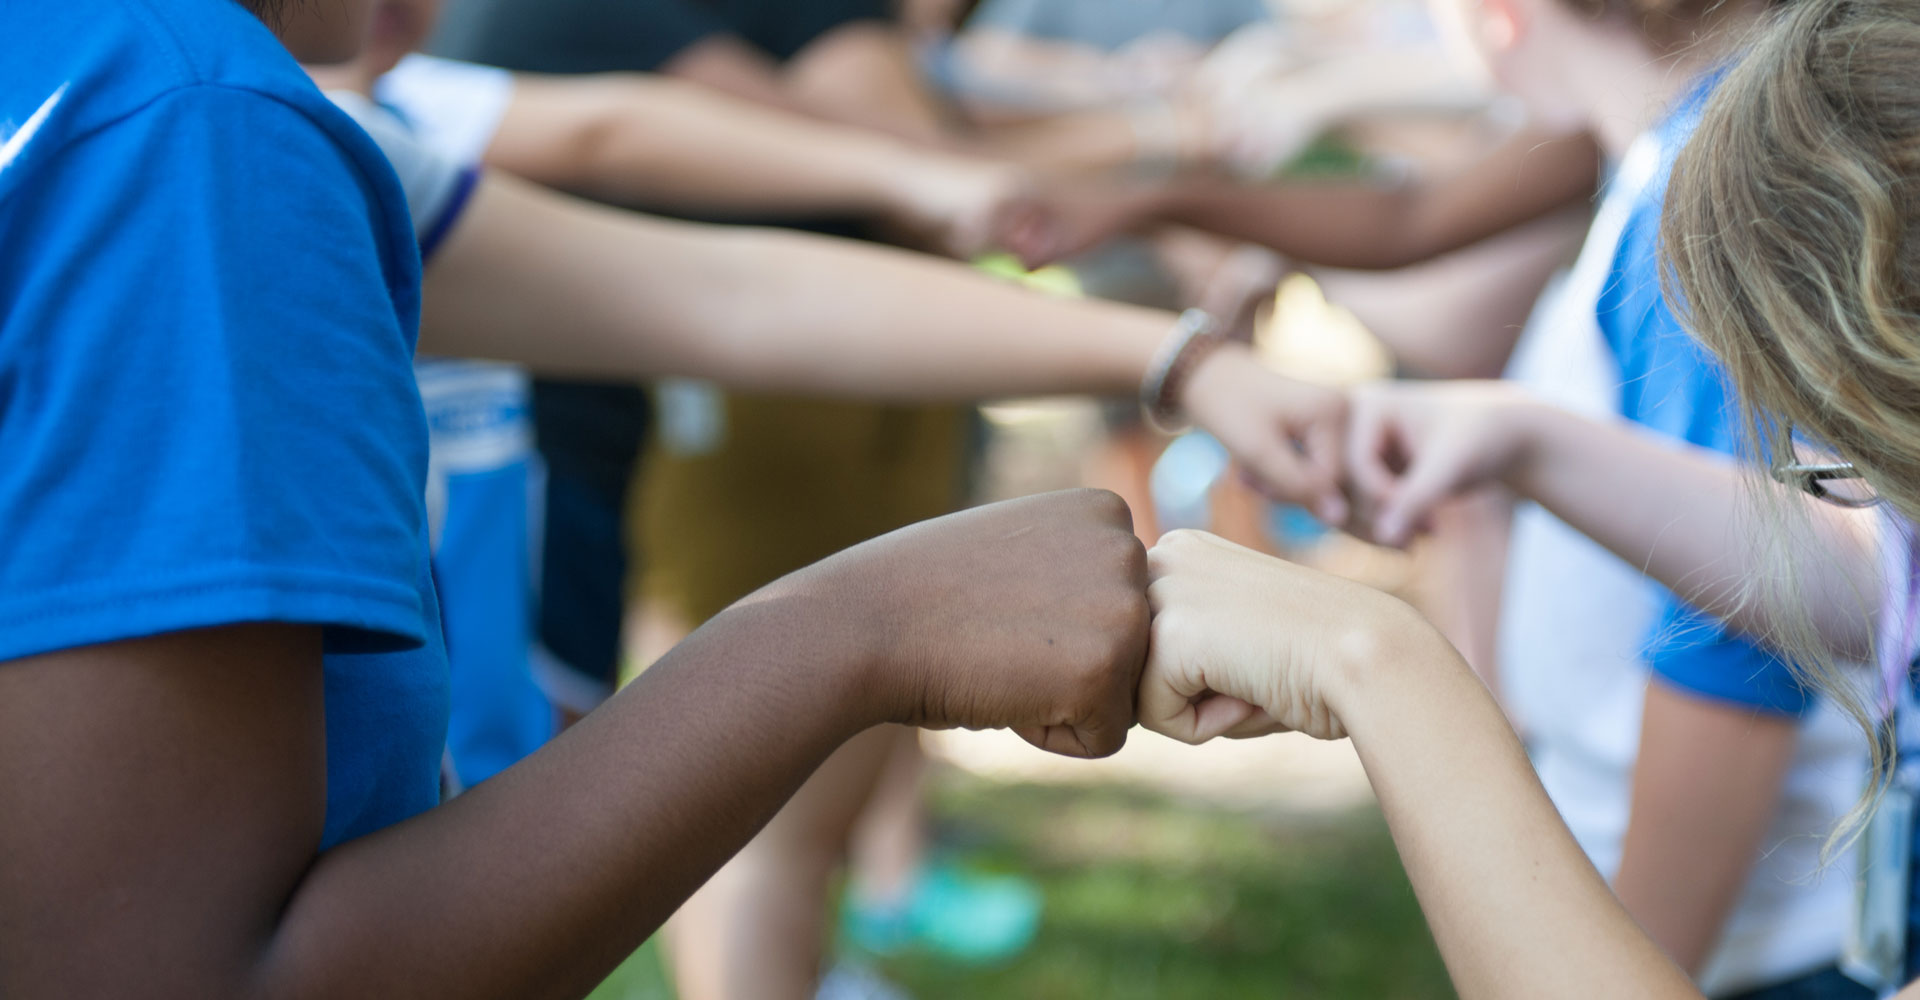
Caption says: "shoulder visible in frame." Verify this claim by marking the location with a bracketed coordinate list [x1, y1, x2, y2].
[1, 0, 404, 230]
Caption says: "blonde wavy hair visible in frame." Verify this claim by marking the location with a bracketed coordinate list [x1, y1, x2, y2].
[1662, 0, 1920, 840]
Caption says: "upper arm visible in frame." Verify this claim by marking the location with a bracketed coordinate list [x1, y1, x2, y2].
[417, 172, 734, 378]
[0, 626, 327, 998]
[485, 73, 697, 201]
[1614, 679, 1800, 974]
[483, 74, 622, 192]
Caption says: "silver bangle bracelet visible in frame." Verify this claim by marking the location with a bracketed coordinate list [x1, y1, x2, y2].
[1139, 309, 1223, 434]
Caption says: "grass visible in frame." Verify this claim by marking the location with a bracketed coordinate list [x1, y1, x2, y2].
[588, 772, 1453, 1000]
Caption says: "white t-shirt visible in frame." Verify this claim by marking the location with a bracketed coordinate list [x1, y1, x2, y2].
[375, 54, 518, 168]
[1503, 134, 1867, 995]
[370, 56, 612, 714]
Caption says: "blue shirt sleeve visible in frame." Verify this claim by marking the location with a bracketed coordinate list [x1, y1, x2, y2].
[0, 83, 434, 661]
[1646, 605, 1814, 716]
[1598, 166, 1812, 716]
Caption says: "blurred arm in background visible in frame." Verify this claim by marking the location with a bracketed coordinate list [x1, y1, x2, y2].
[1012, 125, 1602, 271]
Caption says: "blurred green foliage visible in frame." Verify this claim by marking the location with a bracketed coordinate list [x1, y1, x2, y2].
[588, 772, 1453, 1000]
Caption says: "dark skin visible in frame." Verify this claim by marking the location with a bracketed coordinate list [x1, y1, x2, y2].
[0, 490, 1150, 999]
[1008, 125, 1603, 271]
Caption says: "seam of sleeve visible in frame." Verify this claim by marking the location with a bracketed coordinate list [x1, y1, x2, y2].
[1645, 625, 1813, 718]
[0, 567, 427, 662]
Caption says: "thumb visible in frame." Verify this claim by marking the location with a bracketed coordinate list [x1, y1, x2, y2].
[1138, 650, 1255, 746]
[1298, 408, 1349, 525]
[1376, 444, 1464, 548]
[1344, 394, 1399, 508]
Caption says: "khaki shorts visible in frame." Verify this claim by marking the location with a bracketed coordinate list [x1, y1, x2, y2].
[631, 391, 969, 627]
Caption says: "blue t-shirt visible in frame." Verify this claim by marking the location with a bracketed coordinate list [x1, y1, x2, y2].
[0, 0, 450, 849]
[1596, 73, 1810, 716]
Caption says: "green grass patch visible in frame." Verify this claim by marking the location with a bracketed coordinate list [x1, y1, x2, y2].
[589, 772, 1452, 1000]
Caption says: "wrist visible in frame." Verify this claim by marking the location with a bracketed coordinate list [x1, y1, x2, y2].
[1322, 595, 1462, 737]
[1173, 340, 1253, 427]
[716, 574, 895, 736]
[1494, 394, 1562, 499]
[1141, 309, 1229, 432]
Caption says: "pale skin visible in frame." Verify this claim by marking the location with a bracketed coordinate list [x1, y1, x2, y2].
[312, 10, 1349, 519]
[1343, 379, 1883, 977]
[1133, 528, 1900, 999]
[1311, 0, 1848, 979]
[1344, 381, 1882, 659]
[417, 171, 1347, 520]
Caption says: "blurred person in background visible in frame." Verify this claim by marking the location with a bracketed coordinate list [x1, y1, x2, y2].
[938, 0, 1584, 688]
[429, 5, 1017, 998]
[422, 1, 1348, 995]
[1057, 0, 1868, 993]
[1137, 4, 1920, 997]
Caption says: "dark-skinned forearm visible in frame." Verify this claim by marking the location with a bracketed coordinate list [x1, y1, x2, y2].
[1149, 128, 1600, 271]
[255, 595, 878, 1000]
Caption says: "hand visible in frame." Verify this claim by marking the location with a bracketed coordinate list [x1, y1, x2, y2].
[1344, 379, 1538, 547]
[755, 490, 1150, 759]
[1183, 346, 1349, 524]
[890, 156, 1035, 260]
[997, 180, 1159, 270]
[1139, 529, 1435, 744]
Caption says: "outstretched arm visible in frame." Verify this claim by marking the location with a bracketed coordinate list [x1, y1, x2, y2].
[1138, 530, 1702, 1000]
[0, 492, 1148, 1000]
[420, 172, 1350, 518]
[486, 71, 1018, 255]
[1345, 381, 1882, 660]
[1015, 125, 1601, 270]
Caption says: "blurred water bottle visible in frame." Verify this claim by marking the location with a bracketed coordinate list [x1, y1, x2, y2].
[1150, 431, 1231, 532]
[1151, 429, 1332, 547]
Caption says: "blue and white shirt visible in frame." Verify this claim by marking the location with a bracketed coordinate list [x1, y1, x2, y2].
[1501, 73, 1868, 995]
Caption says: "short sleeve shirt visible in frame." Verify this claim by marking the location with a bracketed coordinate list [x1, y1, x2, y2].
[0, 0, 450, 849]
[430, 0, 891, 75]
[1595, 72, 1812, 716]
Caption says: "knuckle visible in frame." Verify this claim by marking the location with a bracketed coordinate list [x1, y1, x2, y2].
[1079, 487, 1132, 524]
[1082, 723, 1128, 759]
[1158, 528, 1207, 552]
[1321, 388, 1351, 421]
[1115, 535, 1150, 585]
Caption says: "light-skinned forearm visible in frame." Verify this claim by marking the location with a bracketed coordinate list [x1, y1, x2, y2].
[420, 174, 1170, 399]
[1337, 610, 1701, 999]
[1507, 402, 1881, 659]
[269, 597, 879, 999]
[491, 73, 981, 223]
